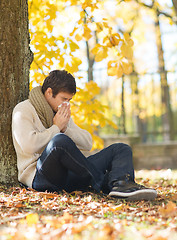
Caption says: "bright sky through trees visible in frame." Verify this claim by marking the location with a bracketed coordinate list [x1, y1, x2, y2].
[48, 0, 177, 88]
[29, 0, 177, 145]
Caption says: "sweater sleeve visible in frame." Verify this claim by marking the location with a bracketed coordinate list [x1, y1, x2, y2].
[12, 102, 60, 155]
[64, 118, 92, 151]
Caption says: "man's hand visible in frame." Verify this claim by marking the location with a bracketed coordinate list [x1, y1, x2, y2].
[53, 102, 71, 132]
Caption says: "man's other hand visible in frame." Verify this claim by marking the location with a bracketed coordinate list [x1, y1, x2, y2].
[53, 102, 71, 132]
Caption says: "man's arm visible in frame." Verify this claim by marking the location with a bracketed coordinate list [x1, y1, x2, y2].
[64, 118, 93, 151]
[12, 104, 59, 155]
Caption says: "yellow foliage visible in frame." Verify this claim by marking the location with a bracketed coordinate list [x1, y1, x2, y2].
[83, 25, 92, 40]
[65, 56, 82, 74]
[75, 33, 83, 41]
[110, 33, 121, 46]
[107, 59, 132, 78]
[29, 0, 127, 149]
[92, 44, 108, 62]
[70, 40, 80, 52]
[71, 81, 117, 150]
[122, 61, 133, 74]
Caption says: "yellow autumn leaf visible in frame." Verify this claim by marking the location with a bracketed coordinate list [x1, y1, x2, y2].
[121, 43, 133, 59]
[110, 33, 121, 46]
[69, 0, 78, 5]
[59, 55, 65, 68]
[66, 56, 82, 73]
[29, 80, 34, 91]
[75, 33, 83, 41]
[70, 41, 79, 52]
[106, 119, 118, 129]
[92, 135, 104, 150]
[91, 44, 100, 55]
[85, 81, 100, 96]
[117, 62, 124, 78]
[83, 25, 92, 40]
[123, 32, 130, 41]
[122, 61, 133, 74]
[108, 60, 117, 68]
[80, 10, 85, 18]
[107, 66, 117, 76]
[46, 21, 53, 33]
[57, 35, 65, 42]
[26, 213, 39, 226]
[95, 47, 108, 62]
[127, 38, 134, 47]
[69, 27, 77, 37]
[72, 56, 82, 66]
[64, 43, 67, 49]
[109, 204, 123, 212]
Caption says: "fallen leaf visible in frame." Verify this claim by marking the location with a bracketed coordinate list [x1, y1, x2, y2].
[109, 204, 123, 212]
[38, 192, 58, 199]
[159, 201, 177, 217]
[171, 193, 177, 201]
[62, 212, 73, 223]
[26, 213, 39, 226]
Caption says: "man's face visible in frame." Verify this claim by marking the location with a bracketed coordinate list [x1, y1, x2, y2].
[45, 88, 74, 112]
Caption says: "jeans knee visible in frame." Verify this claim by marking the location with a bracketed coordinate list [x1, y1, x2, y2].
[47, 133, 74, 151]
[112, 143, 132, 155]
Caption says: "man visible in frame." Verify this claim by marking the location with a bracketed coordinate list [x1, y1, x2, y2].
[12, 70, 157, 200]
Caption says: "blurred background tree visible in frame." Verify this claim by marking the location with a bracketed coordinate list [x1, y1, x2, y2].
[28, 0, 177, 148]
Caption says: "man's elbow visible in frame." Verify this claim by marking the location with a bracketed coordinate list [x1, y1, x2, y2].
[86, 136, 93, 151]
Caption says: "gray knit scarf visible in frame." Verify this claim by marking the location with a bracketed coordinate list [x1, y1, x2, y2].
[29, 86, 54, 128]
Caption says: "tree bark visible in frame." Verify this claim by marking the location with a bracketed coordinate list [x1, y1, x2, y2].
[154, 12, 174, 141]
[86, 40, 95, 82]
[0, 0, 33, 185]
[172, 0, 177, 16]
[121, 75, 126, 134]
[130, 71, 141, 137]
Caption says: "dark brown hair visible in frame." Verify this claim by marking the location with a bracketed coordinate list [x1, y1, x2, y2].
[42, 70, 76, 97]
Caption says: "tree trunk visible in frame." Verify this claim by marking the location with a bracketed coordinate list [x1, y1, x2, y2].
[172, 0, 177, 16]
[121, 75, 126, 134]
[130, 71, 140, 134]
[0, 0, 33, 185]
[154, 12, 174, 141]
[86, 40, 95, 82]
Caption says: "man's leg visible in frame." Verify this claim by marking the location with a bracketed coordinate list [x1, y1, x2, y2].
[87, 143, 134, 191]
[32, 133, 102, 192]
[87, 143, 157, 200]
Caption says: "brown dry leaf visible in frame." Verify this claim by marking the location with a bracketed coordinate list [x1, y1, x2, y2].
[14, 202, 25, 208]
[109, 204, 123, 212]
[171, 193, 177, 201]
[38, 192, 59, 199]
[62, 212, 74, 223]
[159, 201, 177, 217]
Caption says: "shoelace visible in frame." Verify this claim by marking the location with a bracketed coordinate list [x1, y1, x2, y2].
[133, 182, 147, 189]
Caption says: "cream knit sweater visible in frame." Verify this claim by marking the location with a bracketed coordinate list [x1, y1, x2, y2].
[12, 99, 92, 188]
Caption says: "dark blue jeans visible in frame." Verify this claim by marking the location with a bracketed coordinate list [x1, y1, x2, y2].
[32, 133, 135, 193]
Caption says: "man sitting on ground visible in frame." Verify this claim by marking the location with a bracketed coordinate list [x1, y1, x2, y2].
[12, 70, 157, 200]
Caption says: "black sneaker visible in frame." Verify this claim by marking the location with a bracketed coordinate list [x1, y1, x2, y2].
[109, 180, 157, 200]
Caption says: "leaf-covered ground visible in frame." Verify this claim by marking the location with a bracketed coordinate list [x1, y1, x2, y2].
[0, 170, 177, 240]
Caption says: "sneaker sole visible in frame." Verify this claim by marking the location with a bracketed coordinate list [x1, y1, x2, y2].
[109, 189, 157, 200]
